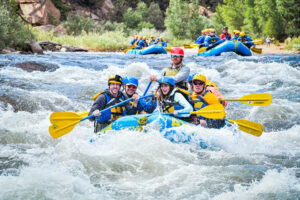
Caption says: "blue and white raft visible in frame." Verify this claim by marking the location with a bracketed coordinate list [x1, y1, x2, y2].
[126, 45, 167, 55]
[98, 112, 196, 143]
[198, 41, 252, 56]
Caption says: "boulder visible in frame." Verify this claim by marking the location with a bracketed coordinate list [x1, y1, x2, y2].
[53, 25, 67, 35]
[18, 0, 61, 25]
[14, 61, 59, 72]
[29, 41, 44, 54]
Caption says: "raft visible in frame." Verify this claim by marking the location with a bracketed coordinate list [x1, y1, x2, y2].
[198, 41, 252, 56]
[99, 112, 196, 143]
[126, 45, 167, 55]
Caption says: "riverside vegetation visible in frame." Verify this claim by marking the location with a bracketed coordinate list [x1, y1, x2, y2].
[0, 0, 299, 52]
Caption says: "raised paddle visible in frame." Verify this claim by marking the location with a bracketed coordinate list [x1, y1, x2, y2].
[221, 93, 272, 106]
[143, 81, 152, 96]
[227, 119, 263, 137]
[123, 44, 136, 53]
[49, 94, 154, 139]
[164, 104, 225, 119]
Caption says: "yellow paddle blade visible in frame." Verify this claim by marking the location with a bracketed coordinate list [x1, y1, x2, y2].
[123, 45, 135, 53]
[184, 44, 199, 49]
[165, 47, 172, 53]
[198, 47, 207, 54]
[191, 104, 225, 119]
[49, 120, 80, 139]
[252, 39, 263, 45]
[250, 47, 262, 54]
[227, 119, 263, 137]
[222, 93, 272, 106]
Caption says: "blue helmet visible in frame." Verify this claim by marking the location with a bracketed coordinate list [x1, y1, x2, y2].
[188, 73, 197, 85]
[159, 76, 175, 87]
[122, 76, 128, 85]
[126, 76, 139, 87]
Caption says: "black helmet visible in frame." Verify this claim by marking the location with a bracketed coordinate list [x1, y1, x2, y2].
[108, 75, 122, 85]
[224, 26, 228, 30]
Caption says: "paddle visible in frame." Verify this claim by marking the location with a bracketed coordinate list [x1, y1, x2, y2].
[123, 44, 136, 53]
[250, 47, 262, 54]
[164, 104, 225, 119]
[227, 119, 263, 137]
[198, 39, 225, 54]
[143, 81, 152, 96]
[184, 44, 200, 49]
[221, 93, 272, 106]
[164, 47, 172, 53]
[49, 94, 154, 139]
[252, 39, 263, 45]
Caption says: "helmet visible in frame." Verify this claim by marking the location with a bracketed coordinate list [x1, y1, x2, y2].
[192, 74, 206, 84]
[171, 47, 184, 56]
[143, 36, 147, 39]
[159, 76, 175, 87]
[188, 73, 197, 85]
[108, 75, 122, 85]
[126, 76, 138, 87]
[240, 32, 245, 37]
[233, 30, 240, 34]
[206, 80, 218, 89]
[156, 37, 160, 40]
[160, 36, 163, 40]
[150, 35, 155, 38]
[204, 29, 210, 33]
[135, 35, 139, 38]
[223, 26, 228, 30]
[210, 29, 216, 32]
[122, 76, 128, 85]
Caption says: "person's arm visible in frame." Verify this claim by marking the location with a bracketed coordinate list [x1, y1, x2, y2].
[174, 93, 193, 117]
[204, 36, 210, 46]
[88, 94, 106, 121]
[173, 66, 190, 84]
[220, 34, 225, 40]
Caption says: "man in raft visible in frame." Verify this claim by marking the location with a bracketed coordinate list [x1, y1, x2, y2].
[195, 29, 209, 47]
[189, 74, 226, 128]
[148, 35, 156, 46]
[204, 29, 221, 47]
[130, 35, 139, 46]
[231, 30, 240, 41]
[150, 47, 190, 90]
[239, 32, 255, 48]
[122, 76, 154, 114]
[89, 75, 139, 132]
[220, 26, 231, 41]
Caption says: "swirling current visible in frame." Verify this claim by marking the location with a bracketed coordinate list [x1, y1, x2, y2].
[0, 52, 300, 200]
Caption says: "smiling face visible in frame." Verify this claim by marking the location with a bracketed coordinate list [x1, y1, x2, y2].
[160, 83, 171, 95]
[109, 83, 121, 97]
[125, 84, 137, 97]
[192, 80, 205, 94]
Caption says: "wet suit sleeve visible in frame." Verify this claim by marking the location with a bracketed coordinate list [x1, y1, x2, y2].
[88, 94, 106, 121]
[173, 66, 190, 84]
[174, 93, 193, 117]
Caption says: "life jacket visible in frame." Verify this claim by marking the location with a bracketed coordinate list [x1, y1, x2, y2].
[149, 40, 155, 45]
[211, 36, 217, 44]
[92, 91, 126, 123]
[164, 63, 183, 76]
[160, 89, 187, 113]
[191, 90, 209, 111]
[241, 37, 247, 43]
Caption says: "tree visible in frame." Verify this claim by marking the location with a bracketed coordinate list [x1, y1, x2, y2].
[147, 2, 165, 30]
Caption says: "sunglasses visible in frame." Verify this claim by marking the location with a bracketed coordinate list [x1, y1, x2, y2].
[193, 81, 204, 86]
[171, 55, 181, 58]
[211, 32, 215, 33]
[127, 85, 137, 89]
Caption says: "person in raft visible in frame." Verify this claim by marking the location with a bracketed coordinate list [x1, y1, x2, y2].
[89, 75, 139, 132]
[195, 29, 209, 47]
[130, 34, 139, 46]
[150, 47, 190, 90]
[148, 35, 156, 46]
[238, 32, 255, 48]
[204, 29, 221, 47]
[231, 30, 240, 41]
[156, 76, 193, 120]
[137, 36, 148, 49]
[189, 74, 226, 128]
[122, 76, 155, 114]
[220, 26, 231, 40]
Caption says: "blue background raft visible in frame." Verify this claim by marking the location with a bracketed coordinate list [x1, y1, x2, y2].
[126, 45, 167, 55]
[198, 41, 252, 56]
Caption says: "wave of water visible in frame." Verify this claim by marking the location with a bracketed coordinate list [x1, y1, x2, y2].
[0, 52, 300, 199]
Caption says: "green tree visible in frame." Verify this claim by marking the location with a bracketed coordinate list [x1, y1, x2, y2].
[147, 2, 165, 30]
[64, 14, 95, 35]
[123, 7, 142, 29]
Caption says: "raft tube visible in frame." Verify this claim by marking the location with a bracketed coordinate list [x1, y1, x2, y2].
[126, 45, 167, 55]
[98, 112, 197, 143]
[198, 41, 252, 56]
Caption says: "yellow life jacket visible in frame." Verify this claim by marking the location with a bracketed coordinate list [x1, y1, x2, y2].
[92, 91, 125, 121]
[211, 37, 217, 44]
[164, 63, 184, 76]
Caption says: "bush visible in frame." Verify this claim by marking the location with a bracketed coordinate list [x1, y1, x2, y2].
[285, 37, 300, 51]
[0, 5, 34, 50]
[64, 14, 95, 35]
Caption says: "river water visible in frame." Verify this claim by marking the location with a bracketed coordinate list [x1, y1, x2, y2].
[0, 52, 300, 199]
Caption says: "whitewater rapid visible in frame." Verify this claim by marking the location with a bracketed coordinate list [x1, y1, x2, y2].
[0, 52, 299, 199]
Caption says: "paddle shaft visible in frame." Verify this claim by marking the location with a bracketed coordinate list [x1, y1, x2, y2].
[143, 81, 152, 96]
[221, 98, 269, 101]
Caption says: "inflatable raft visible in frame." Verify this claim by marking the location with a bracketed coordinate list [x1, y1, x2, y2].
[198, 40, 252, 56]
[126, 45, 167, 55]
[98, 112, 196, 143]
